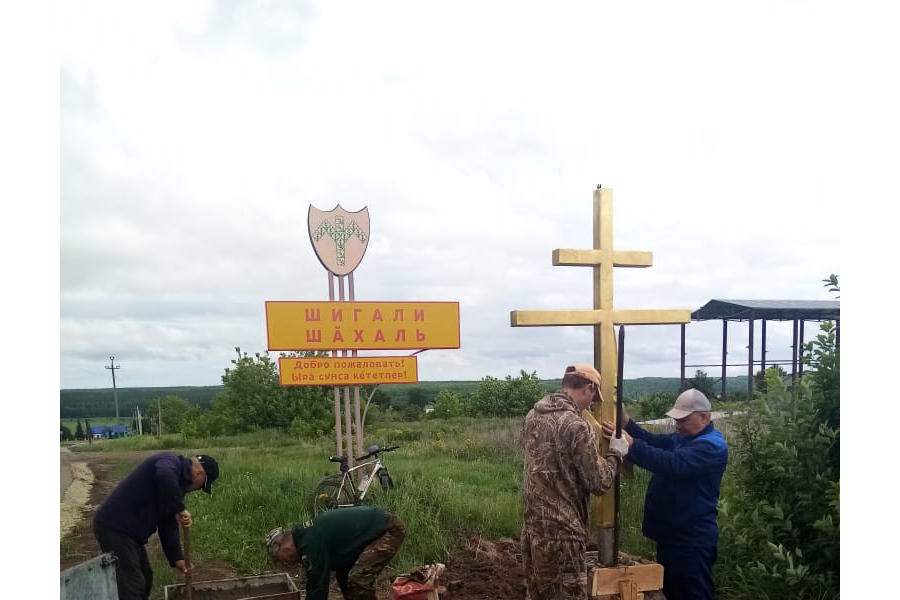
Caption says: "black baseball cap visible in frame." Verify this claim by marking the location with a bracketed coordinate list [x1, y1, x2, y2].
[197, 455, 219, 494]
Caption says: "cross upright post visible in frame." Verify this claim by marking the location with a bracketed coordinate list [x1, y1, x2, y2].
[511, 187, 691, 566]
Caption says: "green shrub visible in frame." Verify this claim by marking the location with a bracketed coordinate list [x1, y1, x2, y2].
[430, 389, 466, 418]
[630, 392, 675, 421]
[368, 426, 423, 443]
[715, 313, 839, 600]
[466, 371, 548, 417]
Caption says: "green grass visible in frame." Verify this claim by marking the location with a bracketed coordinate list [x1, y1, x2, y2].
[67, 417, 659, 599]
[617, 467, 654, 558]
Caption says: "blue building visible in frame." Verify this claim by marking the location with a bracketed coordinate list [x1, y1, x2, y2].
[89, 425, 131, 439]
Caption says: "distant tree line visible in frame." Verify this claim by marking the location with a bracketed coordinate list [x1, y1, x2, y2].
[60, 386, 221, 418]
[61, 365, 757, 432]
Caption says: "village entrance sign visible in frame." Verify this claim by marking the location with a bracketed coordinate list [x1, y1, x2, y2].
[265, 205, 460, 466]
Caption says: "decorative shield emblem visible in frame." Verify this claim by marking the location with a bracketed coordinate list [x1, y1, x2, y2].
[308, 204, 371, 276]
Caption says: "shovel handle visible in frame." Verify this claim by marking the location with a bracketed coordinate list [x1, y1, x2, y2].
[182, 524, 193, 600]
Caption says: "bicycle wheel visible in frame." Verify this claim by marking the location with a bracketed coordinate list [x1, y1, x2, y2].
[379, 470, 394, 490]
[308, 474, 357, 515]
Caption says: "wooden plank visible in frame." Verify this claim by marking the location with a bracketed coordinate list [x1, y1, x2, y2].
[618, 579, 638, 600]
[591, 563, 663, 596]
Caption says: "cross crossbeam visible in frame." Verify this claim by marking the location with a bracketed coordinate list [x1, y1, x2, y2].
[552, 248, 652, 268]
[511, 309, 690, 327]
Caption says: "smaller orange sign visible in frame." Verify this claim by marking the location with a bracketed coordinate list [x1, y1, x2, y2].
[279, 356, 419, 386]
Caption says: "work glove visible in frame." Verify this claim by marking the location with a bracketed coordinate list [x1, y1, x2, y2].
[608, 436, 630, 459]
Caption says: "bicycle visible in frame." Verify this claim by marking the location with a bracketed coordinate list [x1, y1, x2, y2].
[308, 444, 400, 516]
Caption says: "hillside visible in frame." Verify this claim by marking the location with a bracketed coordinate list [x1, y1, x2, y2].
[59, 386, 224, 418]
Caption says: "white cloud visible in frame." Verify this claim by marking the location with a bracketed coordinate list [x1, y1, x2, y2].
[57, 1, 873, 389]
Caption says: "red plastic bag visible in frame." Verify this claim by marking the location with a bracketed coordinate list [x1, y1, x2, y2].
[390, 563, 446, 600]
[390, 580, 439, 600]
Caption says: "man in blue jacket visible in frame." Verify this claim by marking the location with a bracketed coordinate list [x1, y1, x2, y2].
[92, 452, 219, 600]
[602, 389, 727, 600]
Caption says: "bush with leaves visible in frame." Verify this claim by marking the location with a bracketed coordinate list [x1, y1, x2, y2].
[151, 395, 200, 434]
[630, 391, 676, 421]
[754, 364, 787, 395]
[431, 389, 467, 418]
[198, 348, 335, 436]
[682, 368, 721, 399]
[182, 410, 232, 438]
[715, 277, 839, 600]
[807, 321, 840, 470]
[466, 370, 548, 417]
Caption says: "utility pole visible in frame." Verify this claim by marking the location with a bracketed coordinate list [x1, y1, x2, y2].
[106, 356, 121, 420]
[158, 397, 163, 437]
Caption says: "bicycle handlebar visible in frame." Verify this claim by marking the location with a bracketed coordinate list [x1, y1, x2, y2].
[355, 444, 401, 461]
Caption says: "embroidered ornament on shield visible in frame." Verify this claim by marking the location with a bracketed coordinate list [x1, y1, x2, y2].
[308, 204, 371, 276]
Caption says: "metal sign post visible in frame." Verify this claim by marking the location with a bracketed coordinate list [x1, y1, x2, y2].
[309, 204, 371, 463]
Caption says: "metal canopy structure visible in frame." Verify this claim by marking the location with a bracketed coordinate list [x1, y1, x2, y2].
[691, 299, 840, 322]
[680, 299, 840, 398]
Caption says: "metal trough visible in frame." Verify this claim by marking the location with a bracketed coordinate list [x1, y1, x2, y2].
[60, 553, 119, 600]
[163, 573, 300, 600]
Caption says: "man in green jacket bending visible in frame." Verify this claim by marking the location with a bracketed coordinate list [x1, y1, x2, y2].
[266, 505, 406, 600]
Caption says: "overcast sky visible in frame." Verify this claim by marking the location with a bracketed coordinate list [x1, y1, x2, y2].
[54, 0, 879, 390]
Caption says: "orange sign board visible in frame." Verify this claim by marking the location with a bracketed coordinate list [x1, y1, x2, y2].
[265, 301, 461, 351]
[279, 356, 419, 386]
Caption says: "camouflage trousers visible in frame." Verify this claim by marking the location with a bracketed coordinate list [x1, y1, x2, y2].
[521, 531, 589, 600]
[336, 512, 406, 600]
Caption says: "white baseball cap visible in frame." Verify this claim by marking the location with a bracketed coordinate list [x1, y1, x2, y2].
[666, 388, 711, 419]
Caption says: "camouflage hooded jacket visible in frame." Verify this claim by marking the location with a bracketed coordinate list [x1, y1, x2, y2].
[522, 391, 620, 541]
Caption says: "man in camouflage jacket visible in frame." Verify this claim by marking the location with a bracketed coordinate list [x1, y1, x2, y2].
[522, 363, 630, 600]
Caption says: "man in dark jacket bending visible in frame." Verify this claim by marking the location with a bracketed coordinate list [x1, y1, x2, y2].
[266, 505, 406, 600]
[92, 452, 219, 600]
[602, 388, 728, 600]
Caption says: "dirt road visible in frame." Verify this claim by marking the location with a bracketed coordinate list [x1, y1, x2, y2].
[61, 447, 73, 500]
[60, 446, 95, 538]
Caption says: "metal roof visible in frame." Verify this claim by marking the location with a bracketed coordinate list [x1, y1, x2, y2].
[691, 299, 840, 322]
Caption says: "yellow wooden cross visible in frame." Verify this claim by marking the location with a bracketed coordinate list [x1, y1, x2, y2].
[511, 187, 690, 564]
